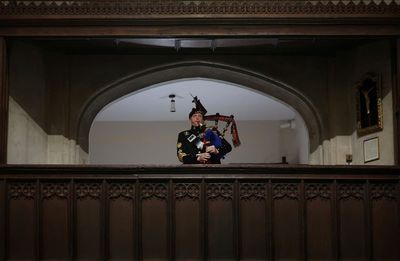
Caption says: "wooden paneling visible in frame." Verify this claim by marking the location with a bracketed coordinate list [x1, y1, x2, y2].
[0, 179, 5, 261]
[272, 183, 301, 261]
[75, 183, 102, 261]
[41, 183, 69, 261]
[174, 183, 201, 261]
[0, 38, 7, 164]
[305, 183, 333, 260]
[370, 183, 399, 260]
[0, 166, 399, 261]
[239, 183, 267, 261]
[0, 1, 400, 37]
[2, 25, 400, 37]
[339, 183, 367, 260]
[108, 183, 135, 261]
[7, 182, 36, 261]
[141, 183, 168, 261]
[395, 38, 400, 165]
[207, 183, 234, 261]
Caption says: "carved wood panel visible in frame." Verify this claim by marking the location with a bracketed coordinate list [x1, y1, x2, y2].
[75, 182, 102, 260]
[239, 183, 267, 260]
[339, 183, 365, 200]
[174, 182, 201, 260]
[41, 183, 69, 260]
[240, 183, 266, 201]
[207, 183, 233, 200]
[42, 183, 69, 200]
[306, 183, 333, 259]
[207, 182, 234, 260]
[7, 182, 36, 260]
[109, 183, 135, 200]
[108, 183, 135, 260]
[141, 183, 168, 200]
[339, 183, 366, 259]
[76, 183, 102, 200]
[272, 182, 301, 260]
[0, 175, 399, 261]
[0, 180, 4, 261]
[8, 182, 36, 200]
[0, 0, 399, 17]
[370, 183, 399, 259]
[175, 183, 200, 200]
[141, 182, 169, 260]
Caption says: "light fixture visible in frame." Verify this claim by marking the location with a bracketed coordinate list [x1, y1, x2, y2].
[169, 94, 176, 112]
[279, 119, 296, 129]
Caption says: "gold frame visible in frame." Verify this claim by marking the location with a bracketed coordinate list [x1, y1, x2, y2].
[356, 73, 383, 137]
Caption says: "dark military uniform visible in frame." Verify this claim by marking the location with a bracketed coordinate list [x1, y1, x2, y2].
[177, 125, 232, 164]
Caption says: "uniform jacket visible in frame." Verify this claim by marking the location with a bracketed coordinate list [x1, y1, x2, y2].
[177, 125, 232, 164]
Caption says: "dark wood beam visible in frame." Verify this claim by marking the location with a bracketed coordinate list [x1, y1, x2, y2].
[0, 24, 400, 37]
[393, 38, 400, 165]
[0, 38, 8, 164]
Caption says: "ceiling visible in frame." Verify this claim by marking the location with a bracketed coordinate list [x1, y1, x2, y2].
[26, 37, 377, 55]
[95, 78, 296, 122]
[19, 37, 379, 122]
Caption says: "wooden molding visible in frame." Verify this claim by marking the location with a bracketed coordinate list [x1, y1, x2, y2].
[0, 38, 7, 164]
[0, 0, 399, 19]
[0, 165, 399, 259]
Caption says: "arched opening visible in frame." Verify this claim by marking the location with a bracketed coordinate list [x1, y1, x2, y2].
[78, 61, 323, 164]
[89, 78, 310, 164]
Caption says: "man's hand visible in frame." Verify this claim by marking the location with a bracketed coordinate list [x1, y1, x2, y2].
[197, 152, 211, 163]
[205, 145, 219, 154]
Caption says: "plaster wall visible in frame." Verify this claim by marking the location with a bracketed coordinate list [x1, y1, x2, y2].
[89, 120, 308, 165]
[324, 40, 394, 165]
[350, 40, 394, 165]
[7, 97, 88, 164]
[9, 41, 47, 130]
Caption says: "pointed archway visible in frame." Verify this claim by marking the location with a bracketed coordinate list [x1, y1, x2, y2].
[77, 61, 323, 161]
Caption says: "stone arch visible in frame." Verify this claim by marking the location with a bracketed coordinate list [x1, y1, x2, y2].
[77, 61, 323, 157]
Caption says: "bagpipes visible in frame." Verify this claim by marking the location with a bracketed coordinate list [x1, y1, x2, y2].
[192, 96, 241, 153]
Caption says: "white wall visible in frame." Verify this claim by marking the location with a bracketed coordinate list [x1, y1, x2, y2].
[295, 114, 310, 164]
[310, 40, 395, 166]
[7, 97, 88, 164]
[349, 40, 394, 165]
[89, 120, 308, 164]
[351, 89, 394, 165]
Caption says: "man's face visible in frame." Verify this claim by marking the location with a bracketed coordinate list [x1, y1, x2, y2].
[190, 112, 204, 127]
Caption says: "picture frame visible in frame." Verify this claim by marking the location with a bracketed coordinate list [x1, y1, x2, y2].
[355, 73, 383, 137]
[363, 137, 380, 163]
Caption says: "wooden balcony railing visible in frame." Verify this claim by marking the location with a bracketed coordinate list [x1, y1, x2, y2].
[0, 164, 399, 261]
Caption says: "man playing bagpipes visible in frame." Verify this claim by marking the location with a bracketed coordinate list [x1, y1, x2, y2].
[177, 96, 241, 164]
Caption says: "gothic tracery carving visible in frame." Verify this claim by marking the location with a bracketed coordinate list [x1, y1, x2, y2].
[175, 183, 200, 200]
[109, 183, 135, 200]
[76, 183, 102, 200]
[273, 183, 298, 199]
[141, 183, 168, 200]
[42, 183, 69, 199]
[207, 183, 233, 200]
[338, 183, 364, 200]
[240, 183, 266, 200]
[306, 183, 331, 200]
[8, 183, 36, 199]
[0, 1, 398, 16]
[370, 183, 397, 201]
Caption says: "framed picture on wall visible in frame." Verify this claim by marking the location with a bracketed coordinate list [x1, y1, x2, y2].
[355, 73, 383, 137]
[363, 137, 380, 163]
